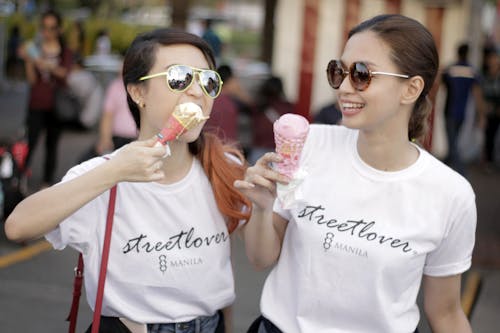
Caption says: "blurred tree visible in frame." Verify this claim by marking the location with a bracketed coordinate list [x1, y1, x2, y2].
[261, 0, 277, 66]
[79, 0, 100, 15]
[170, 0, 191, 29]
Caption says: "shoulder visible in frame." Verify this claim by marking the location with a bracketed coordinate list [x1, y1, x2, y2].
[61, 155, 109, 183]
[421, 149, 475, 203]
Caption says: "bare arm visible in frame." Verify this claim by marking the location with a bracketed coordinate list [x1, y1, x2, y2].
[423, 274, 472, 333]
[4, 137, 166, 242]
[221, 305, 232, 333]
[96, 110, 115, 154]
[234, 152, 289, 270]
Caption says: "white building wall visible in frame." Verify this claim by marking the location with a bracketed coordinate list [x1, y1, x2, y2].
[441, 2, 470, 67]
[311, 0, 345, 113]
[272, 0, 472, 116]
[272, 0, 303, 104]
[360, 0, 385, 20]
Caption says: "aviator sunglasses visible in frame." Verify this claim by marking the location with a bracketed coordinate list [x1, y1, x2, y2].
[140, 64, 223, 98]
[326, 60, 409, 91]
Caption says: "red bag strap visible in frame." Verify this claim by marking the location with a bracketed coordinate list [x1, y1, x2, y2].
[92, 184, 117, 333]
[67, 184, 117, 333]
[66, 253, 84, 333]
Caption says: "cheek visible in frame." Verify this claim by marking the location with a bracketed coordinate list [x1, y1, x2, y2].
[205, 100, 214, 117]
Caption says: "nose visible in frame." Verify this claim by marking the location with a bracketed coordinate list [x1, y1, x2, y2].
[338, 72, 354, 93]
[185, 72, 204, 98]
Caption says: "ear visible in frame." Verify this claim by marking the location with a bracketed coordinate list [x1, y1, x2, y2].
[401, 75, 425, 105]
[127, 83, 145, 107]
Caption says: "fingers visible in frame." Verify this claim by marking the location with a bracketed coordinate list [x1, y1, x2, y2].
[256, 152, 282, 167]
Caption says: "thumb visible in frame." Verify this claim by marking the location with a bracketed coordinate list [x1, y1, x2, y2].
[143, 135, 159, 147]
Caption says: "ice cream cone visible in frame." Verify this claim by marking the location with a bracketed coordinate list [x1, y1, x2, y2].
[156, 102, 208, 145]
[273, 113, 309, 178]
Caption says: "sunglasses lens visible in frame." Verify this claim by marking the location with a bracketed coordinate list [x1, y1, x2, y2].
[199, 70, 222, 97]
[167, 65, 194, 91]
[351, 62, 371, 91]
[327, 60, 345, 89]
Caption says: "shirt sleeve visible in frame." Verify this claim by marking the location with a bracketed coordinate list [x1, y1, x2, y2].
[424, 197, 477, 277]
[44, 158, 107, 255]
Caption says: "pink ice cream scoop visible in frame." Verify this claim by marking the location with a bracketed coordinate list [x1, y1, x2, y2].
[273, 113, 309, 178]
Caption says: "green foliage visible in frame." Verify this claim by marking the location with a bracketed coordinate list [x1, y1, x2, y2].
[1, 13, 153, 55]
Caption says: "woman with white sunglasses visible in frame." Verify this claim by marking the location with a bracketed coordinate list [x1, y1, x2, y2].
[236, 14, 476, 333]
[5, 28, 250, 333]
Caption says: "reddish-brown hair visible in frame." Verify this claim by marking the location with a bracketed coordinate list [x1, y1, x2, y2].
[190, 132, 251, 233]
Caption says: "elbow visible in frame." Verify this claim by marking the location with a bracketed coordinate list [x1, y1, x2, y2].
[4, 214, 27, 243]
[246, 250, 278, 271]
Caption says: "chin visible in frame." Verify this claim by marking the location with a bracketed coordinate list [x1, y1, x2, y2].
[179, 127, 204, 143]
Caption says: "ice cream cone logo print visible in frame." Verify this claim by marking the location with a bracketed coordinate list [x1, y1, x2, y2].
[159, 255, 168, 273]
[154, 102, 209, 156]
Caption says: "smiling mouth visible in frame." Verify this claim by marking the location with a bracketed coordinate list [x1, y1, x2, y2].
[341, 102, 365, 114]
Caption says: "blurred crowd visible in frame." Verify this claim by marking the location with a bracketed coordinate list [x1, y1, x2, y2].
[1, 8, 500, 198]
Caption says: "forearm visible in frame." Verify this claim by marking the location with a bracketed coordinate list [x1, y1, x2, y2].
[242, 207, 283, 270]
[427, 307, 472, 333]
[24, 61, 37, 84]
[51, 65, 68, 80]
[5, 162, 119, 242]
[221, 305, 232, 333]
[97, 112, 114, 152]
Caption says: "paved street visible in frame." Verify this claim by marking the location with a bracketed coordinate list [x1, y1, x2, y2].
[0, 80, 499, 332]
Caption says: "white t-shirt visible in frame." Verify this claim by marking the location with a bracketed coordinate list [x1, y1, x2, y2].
[261, 125, 476, 333]
[46, 155, 234, 323]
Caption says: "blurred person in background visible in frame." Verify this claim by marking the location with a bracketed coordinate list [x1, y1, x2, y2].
[202, 19, 222, 63]
[67, 19, 86, 58]
[205, 64, 252, 144]
[96, 71, 137, 155]
[247, 76, 295, 165]
[94, 28, 111, 55]
[313, 100, 342, 125]
[441, 43, 484, 175]
[18, 9, 73, 189]
[66, 54, 103, 129]
[5, 24, 24, 79]
[481, 46, 500, 171]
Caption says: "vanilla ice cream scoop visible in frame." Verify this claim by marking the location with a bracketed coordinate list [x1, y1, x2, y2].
[156, 102, 208, 144]
[155, 102, 209, 156]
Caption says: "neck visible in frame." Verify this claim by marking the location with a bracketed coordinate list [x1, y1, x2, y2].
[357, 130, 418, 171]
[159, 141, 194, 184]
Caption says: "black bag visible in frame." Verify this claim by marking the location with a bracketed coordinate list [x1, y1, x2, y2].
[84, 317, 132, 333]
[55, 87, 81, 123]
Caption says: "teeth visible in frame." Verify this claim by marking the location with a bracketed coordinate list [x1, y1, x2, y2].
[342, 102, 364, 108]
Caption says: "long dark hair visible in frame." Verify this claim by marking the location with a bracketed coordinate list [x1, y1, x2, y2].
[349, 14, 439, 142]
[41, 9, 66, 52]
[122, 28, 250, 232]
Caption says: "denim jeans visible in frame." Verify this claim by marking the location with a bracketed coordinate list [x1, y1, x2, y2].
[148, 311, 221, 333]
